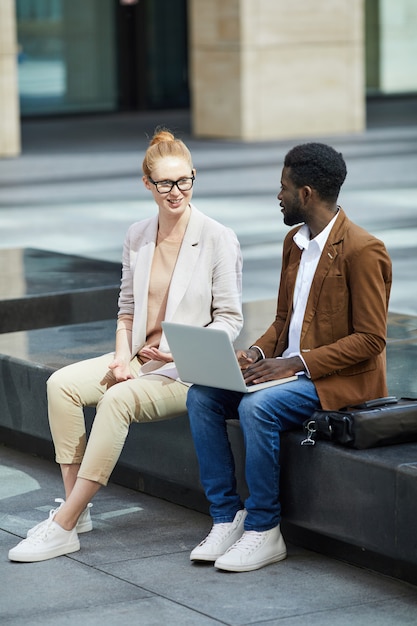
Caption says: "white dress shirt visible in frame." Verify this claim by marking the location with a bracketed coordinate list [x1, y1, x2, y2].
[282, 211, 339, 370]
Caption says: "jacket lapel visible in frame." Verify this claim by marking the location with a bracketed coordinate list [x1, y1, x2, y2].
[301, 209, 348, 339]
[164, 205, 203, 320]
[132, 216, 158, 348]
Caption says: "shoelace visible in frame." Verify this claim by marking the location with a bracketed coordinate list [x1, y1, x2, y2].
[229, 531, 265, 554]
[200, 522, 235, 546]
[46, 498, 92, 522]
[26, 517, 57, 543]
[40, 500, 64, 524]
[27, 498, 92, 541]
[54, 499, 93, 515]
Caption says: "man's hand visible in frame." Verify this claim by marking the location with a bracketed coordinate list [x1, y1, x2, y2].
[242, 356, 305, 385]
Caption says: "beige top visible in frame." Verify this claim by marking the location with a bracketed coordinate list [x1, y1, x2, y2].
[145, 237, 182, 350]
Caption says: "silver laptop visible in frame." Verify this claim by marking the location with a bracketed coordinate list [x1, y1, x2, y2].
[162, 322, 297, 393]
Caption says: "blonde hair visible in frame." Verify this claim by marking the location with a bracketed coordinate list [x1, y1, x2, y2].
[142, 128, 193, 177]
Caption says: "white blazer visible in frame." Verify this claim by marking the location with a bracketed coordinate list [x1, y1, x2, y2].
[118, 205, 243, 376]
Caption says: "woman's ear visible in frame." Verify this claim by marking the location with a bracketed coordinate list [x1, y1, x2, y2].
[143, 175, 152, 190]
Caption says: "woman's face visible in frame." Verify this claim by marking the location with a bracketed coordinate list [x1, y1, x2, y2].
[143, 156, 195, 218]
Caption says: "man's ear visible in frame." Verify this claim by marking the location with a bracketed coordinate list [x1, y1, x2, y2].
[301, 185, 313, 203]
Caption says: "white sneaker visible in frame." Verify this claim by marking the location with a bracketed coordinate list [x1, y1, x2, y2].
[214, 525, 287, 572]
[190, 510, 247, 562]
[9, 519, 80, 562]
[27, 499, 93, 537]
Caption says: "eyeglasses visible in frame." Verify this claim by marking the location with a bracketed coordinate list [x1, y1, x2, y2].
[148, 175, 195, 194]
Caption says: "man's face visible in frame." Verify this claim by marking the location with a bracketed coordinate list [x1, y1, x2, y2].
[277, 167, 307, 227]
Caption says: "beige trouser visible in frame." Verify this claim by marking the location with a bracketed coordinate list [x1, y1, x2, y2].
[47, 353, 189, 485]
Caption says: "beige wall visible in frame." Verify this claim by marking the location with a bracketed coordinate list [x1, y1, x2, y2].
[0, 0, 20, 157]
[189, 0, 365, 140]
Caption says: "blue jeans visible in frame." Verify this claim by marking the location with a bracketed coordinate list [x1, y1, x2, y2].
[186, 377, 320, 531]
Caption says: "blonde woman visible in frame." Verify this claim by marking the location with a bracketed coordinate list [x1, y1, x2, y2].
[9, 129, 243, 563]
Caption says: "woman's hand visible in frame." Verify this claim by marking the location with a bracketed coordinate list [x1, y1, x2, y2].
[139, 346, 173, 363]
[108, 358, 133, 382]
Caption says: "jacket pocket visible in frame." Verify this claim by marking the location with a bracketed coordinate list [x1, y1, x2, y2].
[336, 359, 377, 377]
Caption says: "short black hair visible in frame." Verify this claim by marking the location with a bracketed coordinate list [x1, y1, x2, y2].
[284, 143, 347, 202]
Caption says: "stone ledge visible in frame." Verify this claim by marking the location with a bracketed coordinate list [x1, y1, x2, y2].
[279, 431, 417, 585]
[0, 306, 417, 584]
[0, 248, 120, 333]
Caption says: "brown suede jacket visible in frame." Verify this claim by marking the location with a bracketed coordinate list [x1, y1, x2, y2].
[254, 208, 392, 410]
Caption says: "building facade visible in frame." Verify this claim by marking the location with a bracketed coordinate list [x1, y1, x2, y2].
[1, 0, 416, 154]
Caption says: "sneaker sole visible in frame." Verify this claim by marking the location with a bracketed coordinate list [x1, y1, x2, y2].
[190, 551, 220, 562]
[215, 550, 287, 572]
[8, 540, 80, 563]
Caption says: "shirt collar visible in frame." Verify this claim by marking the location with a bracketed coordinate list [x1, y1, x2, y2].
[293, 209, 339, 252]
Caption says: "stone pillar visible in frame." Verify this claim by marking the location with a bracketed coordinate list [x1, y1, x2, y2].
[0, 0, 20, 157]
[189, 0, 365, 140]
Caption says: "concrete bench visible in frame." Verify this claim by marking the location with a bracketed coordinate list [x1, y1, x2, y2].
[1, 249, 417, 583]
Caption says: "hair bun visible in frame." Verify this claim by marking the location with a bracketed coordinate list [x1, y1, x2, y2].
[149, 128, 175, 146]
[142, 127, 192, 177]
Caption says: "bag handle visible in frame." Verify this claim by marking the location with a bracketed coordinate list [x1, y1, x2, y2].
[346, 396, 398, 410]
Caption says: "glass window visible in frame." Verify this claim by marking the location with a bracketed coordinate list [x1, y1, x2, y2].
[16, 0, 117, 116]
[365, 0, 417, 95]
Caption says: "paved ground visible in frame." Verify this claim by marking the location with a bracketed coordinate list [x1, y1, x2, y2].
[1, 102, 417, 625]
[2, 446, 417, 626]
